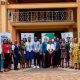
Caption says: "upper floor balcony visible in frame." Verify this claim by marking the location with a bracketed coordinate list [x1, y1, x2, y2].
[10, 10, 74, 23]
[8, 0, 76, 4]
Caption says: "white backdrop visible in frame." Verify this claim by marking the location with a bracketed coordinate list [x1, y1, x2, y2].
[0, 32, 12, 45]
[61, 32, 73, 42]
[21, 33, 34, 43]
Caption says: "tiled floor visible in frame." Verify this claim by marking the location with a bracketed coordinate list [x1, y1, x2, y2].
[0, 68, 80, 80]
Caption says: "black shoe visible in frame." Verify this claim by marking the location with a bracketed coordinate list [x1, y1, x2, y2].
[14, 68, 19, 70]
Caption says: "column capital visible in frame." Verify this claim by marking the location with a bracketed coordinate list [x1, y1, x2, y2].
[1, 0, 7, 5]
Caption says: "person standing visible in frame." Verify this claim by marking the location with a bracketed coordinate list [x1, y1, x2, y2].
[39, 39, 43, 67]
[7, 39, 13, 70]
[12, 40, 19, 70]
[55, 38, 60, 67]
[19, 40, 26, 69]
[0, 44, 3, 72]
[52, 37, 57, 67]
[25, 37, 34, 68]
[73, 38, 79, 69]
[60, 39, 68, 68]
[66, 37, 70, 67]
[69, 38, 74, 68]
[47, 39, 55, 68]
[33, 37, 40, 68]
[42, 38, 47, 68]
[2, 40, 10, 72]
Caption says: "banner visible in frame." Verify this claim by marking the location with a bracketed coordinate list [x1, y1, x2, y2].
[0, 32, 12, 45]
[21, 33, 34, 43]
[42, 33, 55, 42]
[61, 32, 73, 42]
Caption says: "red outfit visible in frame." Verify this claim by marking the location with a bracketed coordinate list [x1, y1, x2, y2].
[2, 44, 10, 53]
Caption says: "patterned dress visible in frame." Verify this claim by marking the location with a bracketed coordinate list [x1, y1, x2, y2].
[69, 42, 74, 66]
[78, 43, 80, 63]
[60, 43, 68, 59]
[73, 43, 79, 64]
[19, 45, 26, 64]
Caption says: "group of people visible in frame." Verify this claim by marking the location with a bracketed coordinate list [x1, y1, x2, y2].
[0, 36, 80, 72]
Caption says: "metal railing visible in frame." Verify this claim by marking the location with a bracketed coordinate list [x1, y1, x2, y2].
[11, 10, 73, 22]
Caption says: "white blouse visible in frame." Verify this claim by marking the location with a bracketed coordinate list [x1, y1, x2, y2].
[47, 44, 55, 51]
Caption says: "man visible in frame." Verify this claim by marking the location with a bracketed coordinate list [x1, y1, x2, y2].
[33, 37, 40, 68]
[12, 40, 19, 70]
[53, 37, 60, 67]
[66, 37, 70, 67]
[39, 39, 43, 67]
[42, 38, 47, 68]
[25, 37, 34, 68]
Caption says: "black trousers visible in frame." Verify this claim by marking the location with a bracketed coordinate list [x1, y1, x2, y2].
[52, 51, 57, 67]
[14, 55, 19, 69]
[52, 50, 61, 67]
[4, 54, 10, 69]
[34, 52, 40, 66]
[42, 54, 46, 68]
[45, 51, 53, 68]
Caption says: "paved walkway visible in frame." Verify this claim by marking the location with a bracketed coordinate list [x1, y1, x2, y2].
[0, 68, 80, 80]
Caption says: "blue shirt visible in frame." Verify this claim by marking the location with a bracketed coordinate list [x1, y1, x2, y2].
[42, 41, 47, 54]
[53, 41, 60, 51]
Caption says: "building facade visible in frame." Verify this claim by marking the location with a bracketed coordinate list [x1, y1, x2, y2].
[0, 0, 80, 43]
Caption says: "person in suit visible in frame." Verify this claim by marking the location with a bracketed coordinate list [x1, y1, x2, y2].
[52, 37, 60, 67]
[42, 38, 47, 68]
[33, 37, 40, 68]
[12, 40, 19, 70]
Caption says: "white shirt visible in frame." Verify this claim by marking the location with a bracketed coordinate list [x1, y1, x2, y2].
[25, 42, 33, 52]
[12, 44, 18, 51]
[47, 44, 55, 51]
[12, 45, 15, 51]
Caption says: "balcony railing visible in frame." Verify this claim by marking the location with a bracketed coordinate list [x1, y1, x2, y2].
[11, 10, 73, 23]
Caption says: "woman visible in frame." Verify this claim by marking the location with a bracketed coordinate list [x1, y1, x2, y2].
[78, 43, 80, 69]
[2, 39, 10, 72]
[19, 40, 26, 69]
[7, 39, 13, 70]
[73, 38, 79, 69]
[47, 39, 55, 68]
[60, 39, 68, 68]
[69, 38, 74, 68]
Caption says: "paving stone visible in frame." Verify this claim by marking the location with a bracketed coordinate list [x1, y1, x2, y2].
[0, 68, 80, 80]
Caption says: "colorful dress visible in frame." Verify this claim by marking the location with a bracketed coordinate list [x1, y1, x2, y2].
[78, 43, 80, 63]
[60, 43, 68, 59]
[19, 45, 25, 64]
[73, 43, 79, 64]
[69, 42, 73, 66]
